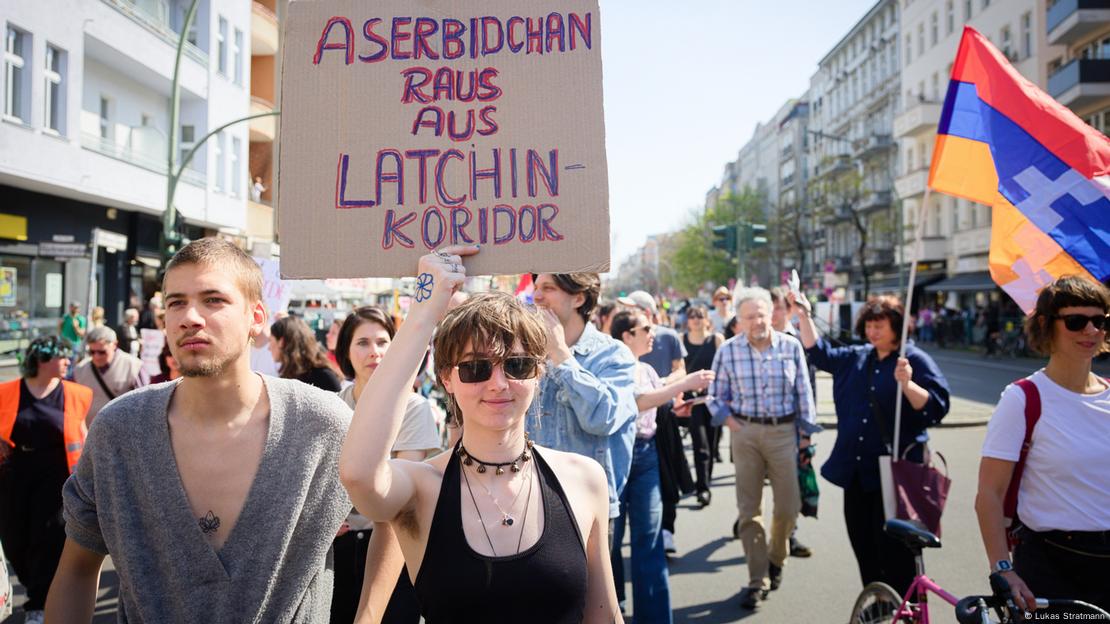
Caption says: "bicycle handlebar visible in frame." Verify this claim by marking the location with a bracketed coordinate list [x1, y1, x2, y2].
[956, 596, 1108, 623]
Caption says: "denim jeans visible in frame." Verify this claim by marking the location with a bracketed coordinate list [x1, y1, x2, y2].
[610, 438, 672, 624]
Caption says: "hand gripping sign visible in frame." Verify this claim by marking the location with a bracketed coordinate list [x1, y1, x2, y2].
[278, 1, 611, 278]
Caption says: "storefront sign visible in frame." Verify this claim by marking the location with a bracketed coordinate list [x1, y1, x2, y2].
[94, 229, 128, 252]
[39, 242, 87, 257]
[277, 0, 610, 278]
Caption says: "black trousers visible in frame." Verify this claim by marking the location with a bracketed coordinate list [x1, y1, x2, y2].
[1014, 530, 1110, 613]
[330, 528, 421, 624]
[0, 449, 69, 611]
[843, 477, 916, 597]
[688, 406, 715, 493]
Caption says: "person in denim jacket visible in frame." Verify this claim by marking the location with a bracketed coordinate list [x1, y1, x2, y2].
[527, 273, 639, 521]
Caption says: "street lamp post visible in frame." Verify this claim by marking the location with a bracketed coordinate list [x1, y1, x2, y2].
[164, 0, 279, 266]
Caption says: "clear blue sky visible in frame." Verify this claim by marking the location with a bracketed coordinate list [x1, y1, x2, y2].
[600, 0, 880, 270]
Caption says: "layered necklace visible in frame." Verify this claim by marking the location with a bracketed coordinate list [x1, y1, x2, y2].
[459, 436, 536, 556]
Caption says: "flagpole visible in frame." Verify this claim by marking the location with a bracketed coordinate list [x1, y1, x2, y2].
[892, 186, 931, 462]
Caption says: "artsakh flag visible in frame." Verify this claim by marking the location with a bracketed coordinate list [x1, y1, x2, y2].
[514, 273, 534, 303]
[929, 27, 1110, 312]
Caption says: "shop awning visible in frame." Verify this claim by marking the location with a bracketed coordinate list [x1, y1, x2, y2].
[865, 272, 946, 293]
[924, 271, 996, 293]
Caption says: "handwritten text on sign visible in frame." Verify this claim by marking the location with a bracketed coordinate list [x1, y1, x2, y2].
[279, 1, 609, 278]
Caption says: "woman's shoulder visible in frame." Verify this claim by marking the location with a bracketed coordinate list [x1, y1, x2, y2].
[535, 445, 607, 487]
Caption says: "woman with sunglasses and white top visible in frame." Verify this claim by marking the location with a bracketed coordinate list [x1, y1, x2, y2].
[976, 275, 1110, 614]
[340, 245, 622, 623]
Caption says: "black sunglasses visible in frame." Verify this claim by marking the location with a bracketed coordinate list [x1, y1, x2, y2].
[455, 356, 540, 383]
[1055, 313, 1110, 332]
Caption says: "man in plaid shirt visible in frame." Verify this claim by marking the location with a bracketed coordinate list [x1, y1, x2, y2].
[708, 287, 817, 610]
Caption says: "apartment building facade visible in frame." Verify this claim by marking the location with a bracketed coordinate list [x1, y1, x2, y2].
[894, 0, 1061, 310]
[807, 0, 902, 300]
[1046, 1, 1110, 135]
[1, 0, 253, 331]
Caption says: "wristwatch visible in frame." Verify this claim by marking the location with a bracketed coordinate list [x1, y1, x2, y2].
[992, 559, 1013, 573]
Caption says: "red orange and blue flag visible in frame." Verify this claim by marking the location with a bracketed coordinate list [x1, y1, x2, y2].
[929, 26, 1110, 312]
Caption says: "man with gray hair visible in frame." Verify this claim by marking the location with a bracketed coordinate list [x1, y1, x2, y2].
[116, 307, 141, 356]
[708, 286, 817, 610]
[72, 326, 147, 423]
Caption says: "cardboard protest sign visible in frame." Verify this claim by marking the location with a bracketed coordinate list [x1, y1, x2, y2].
[139, 328, 165, 377]
[253, 257, 292, 322]
[278, 0, 610, 278]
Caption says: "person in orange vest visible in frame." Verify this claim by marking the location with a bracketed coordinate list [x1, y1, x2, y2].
[0, 336, 91, 624]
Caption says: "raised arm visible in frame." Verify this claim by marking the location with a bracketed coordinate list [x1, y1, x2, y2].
[786, 292, 817, 349]
[45, 539, 105, 623]
[339, 245, 478, 522]
[635, 369, 714, 412]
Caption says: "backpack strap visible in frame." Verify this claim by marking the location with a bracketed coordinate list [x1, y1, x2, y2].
[1003, 379, 1041, 520]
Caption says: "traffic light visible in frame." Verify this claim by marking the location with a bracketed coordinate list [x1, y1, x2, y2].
[712, 224, 736, 254]
[748, 223, 768, 248]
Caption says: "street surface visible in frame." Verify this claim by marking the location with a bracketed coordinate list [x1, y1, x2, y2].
[5, 347, 1106, 622]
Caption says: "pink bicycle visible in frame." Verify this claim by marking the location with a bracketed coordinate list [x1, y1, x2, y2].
[849, 519, 1109, 623]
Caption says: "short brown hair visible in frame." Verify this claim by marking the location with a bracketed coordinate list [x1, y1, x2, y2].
[855, 295, 905, 342]
[335, 306, 396, 378]
[532, 273, 600, 322]
[1024, 275, 1110, 356]
[432, 291, 547, 423]
[164, 237, 263, 304]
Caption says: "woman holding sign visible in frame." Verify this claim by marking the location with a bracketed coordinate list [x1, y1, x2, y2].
[339, 245, 621, 623]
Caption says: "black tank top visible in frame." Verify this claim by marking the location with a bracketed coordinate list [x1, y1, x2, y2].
[683, 333, 718, 374]
[414, 445, 588, 623]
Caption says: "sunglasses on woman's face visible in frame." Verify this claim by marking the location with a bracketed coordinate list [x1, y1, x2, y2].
[629, 325, 653, 335]
[1055, 313, 1110, 332]
[455, 356, 540, 383]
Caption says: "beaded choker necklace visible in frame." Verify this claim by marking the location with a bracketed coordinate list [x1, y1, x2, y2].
[457, 435, 534, 476]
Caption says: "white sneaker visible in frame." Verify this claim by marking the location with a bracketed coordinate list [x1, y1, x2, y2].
[662, 529, 677, 555]
[24, 610, 45, 624]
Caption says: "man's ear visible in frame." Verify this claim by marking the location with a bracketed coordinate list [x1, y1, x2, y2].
[249, 301, 268, 339]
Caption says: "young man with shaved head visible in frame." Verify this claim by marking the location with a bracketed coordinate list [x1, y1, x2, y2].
[46, 238, 352, 622]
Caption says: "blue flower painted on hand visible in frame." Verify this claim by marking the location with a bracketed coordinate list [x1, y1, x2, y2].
[415, 272, 434, 302]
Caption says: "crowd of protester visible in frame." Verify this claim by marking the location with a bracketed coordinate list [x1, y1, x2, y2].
[0, 238, 1107, 623]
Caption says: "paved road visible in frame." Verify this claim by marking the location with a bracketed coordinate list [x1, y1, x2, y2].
[4, 347, 1098, 622]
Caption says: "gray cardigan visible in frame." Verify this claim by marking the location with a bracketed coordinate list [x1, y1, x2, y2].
[62, 376, 353, 623]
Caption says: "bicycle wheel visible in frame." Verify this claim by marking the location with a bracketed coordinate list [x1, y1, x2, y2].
[850, 582, 906, 624]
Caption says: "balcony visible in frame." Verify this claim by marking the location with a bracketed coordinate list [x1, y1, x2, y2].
[1048, 58, 1110, 108]
[893, 101, 942, 138]
[780, 144, 794, 162]
[81, 131, 205, 187]
[252, 1, 279, 56]
[852, 134, 894, 159]
[860, 190, 892, 212]
[903, 236, 949, 262]
[816, 154, 853, 178]
[250, 96, 277, 142]
[1047, 0, 1110, 46]
[100, 0, 207, 65]
[895, 169, 928, 199]
[247, 199, 274, 243]
[866, 248, 895, 268]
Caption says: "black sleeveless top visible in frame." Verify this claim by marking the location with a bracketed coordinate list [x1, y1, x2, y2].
[683, 332, 718, 374]
[413, 445, 588, 623]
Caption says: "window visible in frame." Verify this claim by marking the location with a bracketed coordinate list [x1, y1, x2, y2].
[98, 96, 111, 140]
[905, 33, 913, 64]
[217, 16, 228, 76]
[3, 26, 28, 122]
[969, 200, 978, 228]
[44, 44, 65, 133]
[918, 23, 925, 56]
[932, 72, 939, 100]
[930, 12, 938, 46]
[1020, 12, 1032, 60]
[215, 132, 226, 192]
[231, 136, 242, 196]
[180, 124, 195, 167]
[964, 0, 972, 21]
[982, 0, 990, 8]
[946, 1, 955, 35]
[233, 28, 243, 85]
[1001, 26, 1012, 59]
